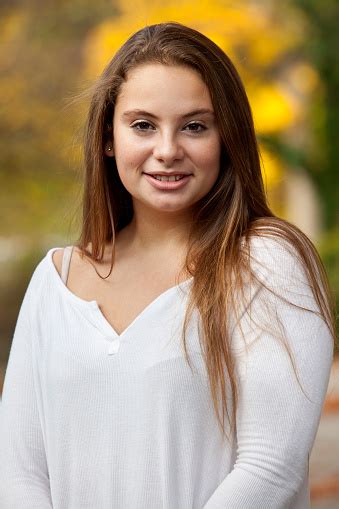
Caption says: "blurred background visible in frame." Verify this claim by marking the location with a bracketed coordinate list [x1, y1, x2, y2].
[0, 0, 338, 506]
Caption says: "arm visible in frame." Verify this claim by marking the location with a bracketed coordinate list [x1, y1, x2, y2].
[203, 236, 334, 508]
[0, 264, 52, 508]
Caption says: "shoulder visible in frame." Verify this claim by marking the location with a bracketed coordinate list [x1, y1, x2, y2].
[236, 231, 323, 316]
[51, 248, 64, 277]
[51, 245, 86, 277]
[244, 232, 307, 287]
[15, 247, 55, 315]
[247, 232, 299, 264]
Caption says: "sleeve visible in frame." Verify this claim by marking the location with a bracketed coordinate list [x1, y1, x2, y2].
[203, 236, 334, 508]
[0, 261, 53, 508]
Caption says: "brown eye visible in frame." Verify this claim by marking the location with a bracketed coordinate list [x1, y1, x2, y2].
[131, 121, 154, 131]
[185, 122, 206, 133]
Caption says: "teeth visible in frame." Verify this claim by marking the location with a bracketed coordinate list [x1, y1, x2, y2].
[153, 175, 185, 181]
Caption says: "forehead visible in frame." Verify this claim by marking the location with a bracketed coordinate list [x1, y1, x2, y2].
[115, 64, 213, 112]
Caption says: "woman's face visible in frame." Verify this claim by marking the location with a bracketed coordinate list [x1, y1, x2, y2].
[106, 63, 221, 215]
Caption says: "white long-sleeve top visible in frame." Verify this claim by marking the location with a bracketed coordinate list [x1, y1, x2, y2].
[0, 235, 333, 508]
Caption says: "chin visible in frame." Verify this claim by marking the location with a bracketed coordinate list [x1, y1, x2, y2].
[149, 201, 193, 213]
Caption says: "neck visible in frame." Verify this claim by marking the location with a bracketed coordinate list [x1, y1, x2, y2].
[119, 202, 193, 253]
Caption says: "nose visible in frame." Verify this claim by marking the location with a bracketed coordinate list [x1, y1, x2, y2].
[152, 131, 184, 166]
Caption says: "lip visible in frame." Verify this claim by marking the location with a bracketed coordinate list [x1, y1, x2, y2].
[143, 173, 192, 190]
[144, 172, 192, 176]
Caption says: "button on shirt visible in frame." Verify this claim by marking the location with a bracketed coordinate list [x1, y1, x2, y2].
[108, 338, 120, 355]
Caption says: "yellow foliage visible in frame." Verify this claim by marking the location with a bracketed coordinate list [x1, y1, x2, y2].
[0, 9, 27, 44]
[0, 10, 29, 70]
[288, 63, 320, 95]
[83, 0, 292, 78]
[249, 83, 296, 133]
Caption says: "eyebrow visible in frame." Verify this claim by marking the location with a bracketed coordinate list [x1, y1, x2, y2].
[122, 108, 215, 120]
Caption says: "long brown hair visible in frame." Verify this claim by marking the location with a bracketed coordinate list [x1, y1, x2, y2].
[76, 21, 336, 441]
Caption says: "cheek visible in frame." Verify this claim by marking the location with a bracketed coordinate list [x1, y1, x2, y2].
[198, 138, 221, 176]
[114, 134, 149, 173]
[115, 154, 138, 175]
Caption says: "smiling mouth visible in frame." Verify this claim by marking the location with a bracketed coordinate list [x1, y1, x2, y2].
[144, 173, 191, 182]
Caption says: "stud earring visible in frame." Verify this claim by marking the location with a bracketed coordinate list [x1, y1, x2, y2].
[107, 146, 112, 151]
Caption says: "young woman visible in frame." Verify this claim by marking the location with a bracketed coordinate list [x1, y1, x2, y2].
[0, 22, 336, 508]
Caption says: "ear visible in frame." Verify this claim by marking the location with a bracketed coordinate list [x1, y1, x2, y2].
[104, 142, 115, 157]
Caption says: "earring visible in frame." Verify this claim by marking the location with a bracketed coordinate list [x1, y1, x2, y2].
[107, 146, 112, 151]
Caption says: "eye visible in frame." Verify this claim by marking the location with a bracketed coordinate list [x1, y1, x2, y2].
[130, 120, 207, 134]
[184, 122, 207, 133]
[130, 121, 154, 132]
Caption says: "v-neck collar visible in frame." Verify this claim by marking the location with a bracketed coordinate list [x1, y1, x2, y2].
[89, 278, 193, 339]
[47, 247, 193, 340]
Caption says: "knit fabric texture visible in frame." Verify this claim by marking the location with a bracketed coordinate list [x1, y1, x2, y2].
[0, 235, 333, 508]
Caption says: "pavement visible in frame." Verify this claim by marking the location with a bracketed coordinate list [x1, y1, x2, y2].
[310, 356, 339, 508]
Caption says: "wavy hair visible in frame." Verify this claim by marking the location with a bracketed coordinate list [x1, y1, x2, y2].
[75, 22, 336, 441]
